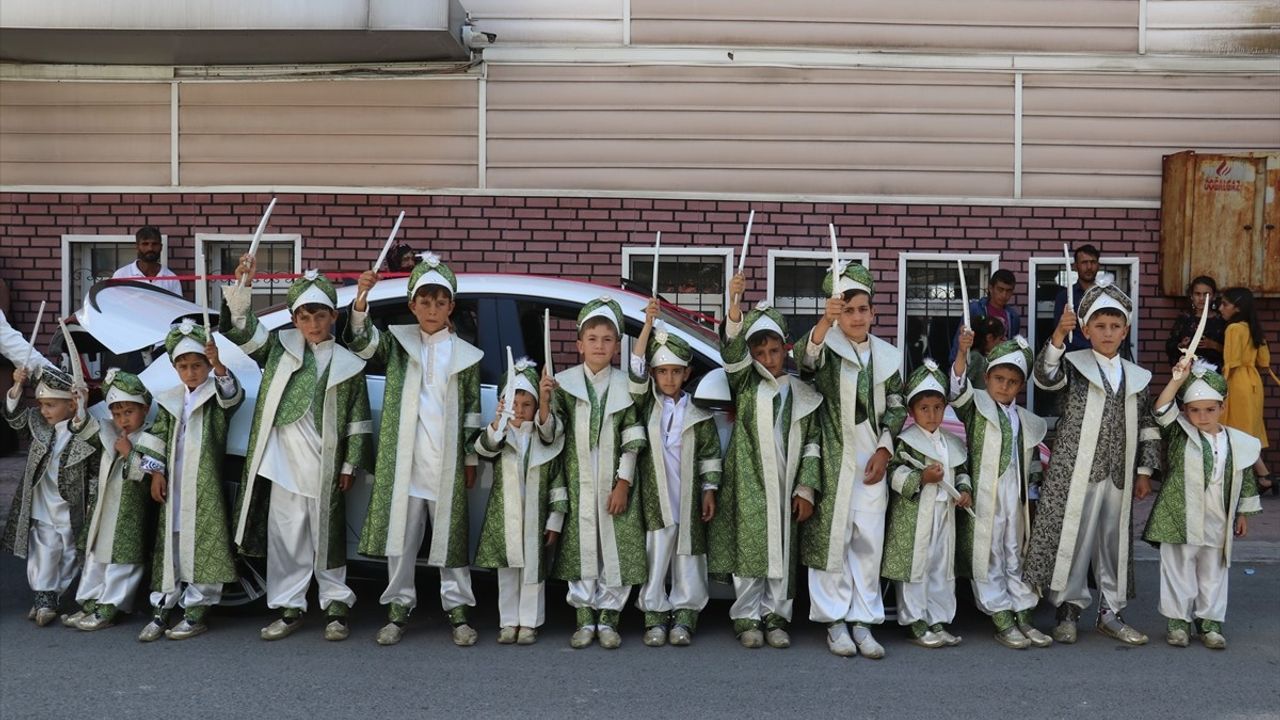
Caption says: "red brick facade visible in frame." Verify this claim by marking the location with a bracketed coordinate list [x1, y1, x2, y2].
[1, 191, 1276, 467]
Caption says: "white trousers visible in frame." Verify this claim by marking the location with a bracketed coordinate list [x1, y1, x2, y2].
[972, 473, 1038, 615]
[497, 567, 545, 628]
[1047, 479, 1126, 612]
[566, 580, 632, 616]
[26, 520, 79, 594]
[635, 525, 709, 617]
[730, 575, 792, 623]
[75, 552, 143, 611]
[266, 483, 356, 613]
[150, 532, 222, 609]
[380, 497, 474, 611]
[896, 501, 956, 626]
[808, 508, 886, 624]
[1159, 543, 1229, 623]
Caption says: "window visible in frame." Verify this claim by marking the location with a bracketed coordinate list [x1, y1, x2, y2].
[61, 235, 169, 315]
[1026, 256, 1140, 419]
[621, 247, 732, 326]
[195, 234, 301, 312]
[896, 253, 1000, 375]
[767, 249, 872, 342]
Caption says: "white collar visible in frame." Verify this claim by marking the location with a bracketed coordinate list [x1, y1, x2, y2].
[308, 337, 335, 351]
[510, 421, 534, 436]
[661, 391, 688, 407]
[420, 327, 452, 346]
[52, 419, 71, 436]
[584, 364, 612, 383]
[1092, 350, 1121, 369]
[918, 425, 944, 443]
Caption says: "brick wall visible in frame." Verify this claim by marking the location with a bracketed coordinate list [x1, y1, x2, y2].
[2, 190, 1277, 469]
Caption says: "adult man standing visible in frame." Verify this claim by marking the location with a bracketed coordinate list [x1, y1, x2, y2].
[112, 226, 183, 297]
[1051, 244, 1101, 352]
[950, 269, 1021, 362]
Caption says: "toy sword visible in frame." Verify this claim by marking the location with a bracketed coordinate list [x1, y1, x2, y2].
[957, 259, 971, 330]
[23, 300, 45, 371]
[239, 197, 278, 288]
[1183, 291, 1211, 360]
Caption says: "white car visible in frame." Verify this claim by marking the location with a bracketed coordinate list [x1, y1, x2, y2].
[65, 276, 733, 603]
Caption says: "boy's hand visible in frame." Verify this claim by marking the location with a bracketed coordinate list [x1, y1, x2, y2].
[701, 489, 716, 522]
[922, 463, 944, 484]
[12, 366, 28, 388]
[235, 253, 256, 286]
[1170, 355, 1192, 384]
[354, 270, 380, 311]
[792, 495, 813, 522]
[1234, 516, 1248, 537]
[1052, 307, 1077, 347]
[956, 490, 973, 509]
[338, 473, 353, 492]
[206, 341, 227, 375]
[537, 374, 557, 424]
[729, 273, 746, 302]
[823, 296, 843, 326]
[864, 448, 890, 485]
[1134, 473, 1152, 500]
[114, 436, 133, 456]
[957, 325, 974, 355]
[150, 472, 167, 503]
[465, 465, 477, 490]
[492, 398, 507, 429]
[644, 298, 660, 325]
[607, 480, 630, 515]
[544, 529, 560, 547]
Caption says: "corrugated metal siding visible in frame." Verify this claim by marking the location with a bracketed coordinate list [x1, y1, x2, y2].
[631, 0, 1138, 53]
[0, 80, 170, 185]
[486, 65, 1015, 196]
[463, 0, 623, 45]
[178, 78, 478, 186]
[1020, 74, 1280, 199]
[1147, 0, 1280, 55]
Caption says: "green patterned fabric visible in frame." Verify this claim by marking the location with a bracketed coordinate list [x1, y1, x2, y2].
[346, 321, 481, 566]
[86, 428, 163, 565]
[2, 403, 100, 559]
[707, 319, 821, 591]
[822, 261, 874, 299]
[407, 253, 458, 298]
[163, 319, 209, 360]
[473, 426, 567, 581]
[148, 374, 243, 590]
[221, 304, 374, 571]
[543, 365, 648, 586]
[286, 270, 337, 310]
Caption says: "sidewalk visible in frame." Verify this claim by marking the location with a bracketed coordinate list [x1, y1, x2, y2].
[2, 454, 1279, 561]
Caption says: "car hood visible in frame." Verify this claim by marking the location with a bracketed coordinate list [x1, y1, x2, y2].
[76, 281, 214, 355]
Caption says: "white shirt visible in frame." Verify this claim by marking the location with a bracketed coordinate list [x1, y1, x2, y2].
[410, 328, 454, 501]
[0, 308, 50, 369]
[31, 419, 73, 525]
[771, 374, 792, 484]
[919, 426, 952, 503]
[1200, 429, 1230, 548]
[1092, 350, 1124, 392]
[260, 340, 334, 499]
[660, 393, 690, 512]
[1000, 399, 1022, 477]
[112, 261, 183, 297]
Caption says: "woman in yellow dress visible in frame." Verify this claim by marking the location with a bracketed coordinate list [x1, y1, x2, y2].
[1219, 287, 1277, 493]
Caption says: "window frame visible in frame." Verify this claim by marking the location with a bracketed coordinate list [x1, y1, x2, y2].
[1025, 255, 1141, 418]
[194, 233, 303, 311]
[61, 234, 169, 315]
[620, 245, 734, 321]
[895, 251, 1001, 373]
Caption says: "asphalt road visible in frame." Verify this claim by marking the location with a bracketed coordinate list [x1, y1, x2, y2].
[2, 554, 1278, 720]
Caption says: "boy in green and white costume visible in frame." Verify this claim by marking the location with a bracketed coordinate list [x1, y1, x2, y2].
[793, 262, 904, 659]
[475, 357, 567, 646]
[712, 273, 823, 650]
[4, 364, 98, 627]
[139, 321, 243, 642]
[74, 369, 165, 631]
[884, 359, 970, 650]
[1145, 358, 1261, 650]
[951, 333, 1053, 649]
[223, 262, 373, 642]
[630, 299, 723, 647]
[537, 295, 647, 650]
[350, 253, 483, 647]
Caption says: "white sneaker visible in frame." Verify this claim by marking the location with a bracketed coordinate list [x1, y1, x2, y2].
[826, 623, 857, 657]
[852, 625, 885, 659]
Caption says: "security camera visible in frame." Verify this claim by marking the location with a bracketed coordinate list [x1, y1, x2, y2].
[462, 24, 497, 51]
